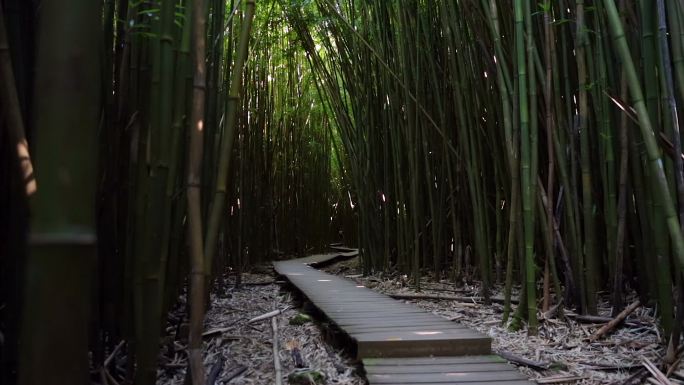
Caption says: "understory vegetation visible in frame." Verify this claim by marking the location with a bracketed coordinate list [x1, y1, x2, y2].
[4, 0, 684, 384]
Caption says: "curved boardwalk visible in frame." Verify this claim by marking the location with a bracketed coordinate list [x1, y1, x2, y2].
[274, 252, 535, 384]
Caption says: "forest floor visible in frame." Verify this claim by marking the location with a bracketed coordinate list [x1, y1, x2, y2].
[154, 256, 680, 385]
[322, 257, 669, 385]
[157, 269, 365, 385]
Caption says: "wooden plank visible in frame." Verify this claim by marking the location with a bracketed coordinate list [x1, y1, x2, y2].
[313, 304, 421, 312]
[342, 322, 463, 332]
[357, 336, 491, 358]
[323, 312, 434, 319]
[336, 322, 448, 330]
[275, 255, 533, 384]
[364, 363, 516, 374]
[353, 329, 484, 340]
[374, 382, 534, 385]
[303, 292, 378, 297]
[346, 324, 470, 334]
[329, 245, 358, 252]
[315, 297, 430, 304]
[312, 303, 420, 310]
[332, 317, 447, 327]
[330, 316, 443, 323]
[363, 356, 506, 366]
[273, 250, 358, 269]
[367, 370, 529, 383]
[308, 298, 400, 303]
[316, 307, 422, 314]
[332, 316, 454, 325]
[362, 357, 534, 384]
[316, 304, 422, 311]
[338, 314, 444, 322]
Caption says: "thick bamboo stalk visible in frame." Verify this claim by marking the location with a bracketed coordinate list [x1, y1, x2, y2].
[18, 0, 100, 383]
[134, 1, 177, 383]
[514, 0, 537, 334]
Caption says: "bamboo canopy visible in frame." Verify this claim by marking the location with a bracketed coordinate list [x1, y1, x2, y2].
[4, 0, 684, 383]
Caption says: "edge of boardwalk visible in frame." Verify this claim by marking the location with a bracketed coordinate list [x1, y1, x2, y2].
[274, 250, 537, 384]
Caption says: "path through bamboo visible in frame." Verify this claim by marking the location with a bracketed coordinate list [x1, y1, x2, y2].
[274, 252, 535, 384]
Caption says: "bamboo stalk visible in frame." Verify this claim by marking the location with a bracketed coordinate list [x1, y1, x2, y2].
[18, 0, 100, 383]
[0, 2, 34, 196]
[204, 0, 256, 274]
[604, 0, 684, 287]
[187, 0, 207, 382]
[514, 0, 537, 334]
[272, 316, 283, 385]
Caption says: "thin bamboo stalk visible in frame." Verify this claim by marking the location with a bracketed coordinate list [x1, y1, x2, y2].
[187, 0, 207, 382]
[204, 0, 256, 275]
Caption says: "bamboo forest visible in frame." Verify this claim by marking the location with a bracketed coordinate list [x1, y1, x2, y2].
[9, 0, 684, 384]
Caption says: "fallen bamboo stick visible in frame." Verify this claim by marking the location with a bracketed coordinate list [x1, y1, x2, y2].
[99, 368, 109, 385]
[565, 312, 640, 327]
[541, 299, 563, 320]
[206, 356, 225, 385]
[248, 306, 291, 323]
[589, 300, 640, 341]
[566, 313, 614, 323]
[642, 357, 673, 385]
[497, 350, 550, 371]
[622, 367, 651, 385]
[105, 368, 121, 385]
[242, 280, 277, 286]
[272, 317, 283, 385]
[202, 327, 231, 337]
[104, 340, 125, 368]
[536, 375, 586, 384]
[223, 365, 247, 383]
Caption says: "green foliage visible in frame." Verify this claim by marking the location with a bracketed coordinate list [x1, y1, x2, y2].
[288, 369, 326, 385]
[289, 313, 313, 325]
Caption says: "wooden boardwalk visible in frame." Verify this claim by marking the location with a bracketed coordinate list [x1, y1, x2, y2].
[274, 252, 535, 384]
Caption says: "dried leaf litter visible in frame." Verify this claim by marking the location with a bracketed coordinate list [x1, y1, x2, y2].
[157, 272, 364, 385]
